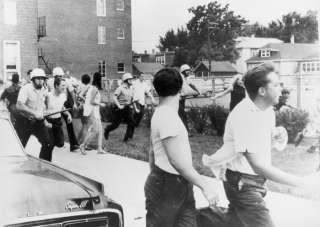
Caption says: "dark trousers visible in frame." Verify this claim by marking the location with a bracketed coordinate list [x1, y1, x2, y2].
[134, 103, 145, 127]
[61, 111, 79, 150]
[223, 169, 275, 227]
[47, 117, 64, 148]
[15, 117, 54, 162]
[178, 99, 189, 132]
[104, 106, 135, 141]
[144, 166, 197, 227]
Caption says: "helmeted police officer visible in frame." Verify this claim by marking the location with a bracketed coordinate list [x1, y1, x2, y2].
[16, 68, 54, 161]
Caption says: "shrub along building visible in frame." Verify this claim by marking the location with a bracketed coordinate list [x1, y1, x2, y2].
[0, 0, 132, 82]
[0, 0, 38, 82]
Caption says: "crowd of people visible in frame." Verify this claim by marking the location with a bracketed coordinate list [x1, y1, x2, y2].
[1, 62, 320, 227]
[0, 66, 157, 161]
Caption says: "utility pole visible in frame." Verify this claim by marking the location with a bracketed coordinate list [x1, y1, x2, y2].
[207, 20, 218, 97]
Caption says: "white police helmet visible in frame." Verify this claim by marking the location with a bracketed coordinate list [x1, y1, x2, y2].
[30, 68, 46, 80]
[52, 67, 65, 77]
[180, 64, 191, 73]
[122, 73, 133, 82]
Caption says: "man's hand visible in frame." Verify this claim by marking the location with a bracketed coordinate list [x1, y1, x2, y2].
[201, 180, 219, 207]
[44, 119, 52, 128]
[34, 112, 44, 120]
[100, 102, 106, 107]
[117, 104, 124, 110]
[66, 113, 72, 123]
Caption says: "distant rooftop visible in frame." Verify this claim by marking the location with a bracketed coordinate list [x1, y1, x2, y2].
[235, 36, 283, 49]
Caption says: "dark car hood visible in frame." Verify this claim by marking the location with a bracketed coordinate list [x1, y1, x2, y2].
[0, 155, 105, 223]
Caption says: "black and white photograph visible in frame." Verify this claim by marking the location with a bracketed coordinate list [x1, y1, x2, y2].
[1, 0, 320, 226]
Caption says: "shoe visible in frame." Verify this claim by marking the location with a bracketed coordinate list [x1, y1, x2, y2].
[104, 130, 109, 140]
[80, 144, 87, 155]
[70, 145, 80, 152]
[97, 149, 108, 154]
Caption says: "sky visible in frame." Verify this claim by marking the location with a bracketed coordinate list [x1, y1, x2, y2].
[131, 0, 319, 53]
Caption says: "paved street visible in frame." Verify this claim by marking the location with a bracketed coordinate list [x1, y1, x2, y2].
[26, 138, 320, 227]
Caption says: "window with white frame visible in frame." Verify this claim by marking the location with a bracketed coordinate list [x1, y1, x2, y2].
[250, 48, 259, 57]
[116, 28, 125, 39]
[117, 63, 125, 73]
[260, 49, 270, 57]
[96, 0, 106, 16]
[99, 60, 106, 77]
[3, 40, 20, 81]
[98, 26, 106, 44]
[4, 1, 17, 25]
[302, 62, 320, 73]
[116, 0, 124, 11]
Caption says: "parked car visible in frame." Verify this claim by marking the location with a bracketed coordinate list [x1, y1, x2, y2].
[0, 116, 123, 227]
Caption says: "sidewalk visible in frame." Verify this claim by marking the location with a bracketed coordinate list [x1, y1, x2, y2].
[26, 138, 320, 227]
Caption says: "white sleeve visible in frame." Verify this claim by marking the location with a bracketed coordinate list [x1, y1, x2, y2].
[17, 85, 28, 104]
[157, 111, 180, 140]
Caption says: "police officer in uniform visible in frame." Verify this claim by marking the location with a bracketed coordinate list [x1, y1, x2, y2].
[104, 73, 135, 142]
[16, 68, 54, 161]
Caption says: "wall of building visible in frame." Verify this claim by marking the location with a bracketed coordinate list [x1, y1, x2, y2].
[0, 0, 38, 82]
[38, 0, 132, 79]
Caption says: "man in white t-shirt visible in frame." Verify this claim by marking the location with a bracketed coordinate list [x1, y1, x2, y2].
[49, 67, 80, 152]
[144, 67, 218, 227]
[46, 77, 72, 148]
[202, 63, 320, 226]
[132, 74, 156, 127]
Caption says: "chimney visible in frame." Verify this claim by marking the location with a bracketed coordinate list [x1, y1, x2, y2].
[290, 34, 295, 44]
[144, 50, 147, 54]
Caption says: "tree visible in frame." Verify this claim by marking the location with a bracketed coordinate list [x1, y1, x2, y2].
[241, 11, 318, 43]
[158, 27, 189, 52]
[158, 1, 247, 66]
[187, 1, 247, 63]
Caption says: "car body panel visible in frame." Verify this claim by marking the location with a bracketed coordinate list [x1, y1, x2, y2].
[0, 116, 123, 226]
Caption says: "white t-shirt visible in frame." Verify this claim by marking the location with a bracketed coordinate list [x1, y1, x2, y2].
[151, 105, 191, 175]
[132, 80, 151, 106]
[47, 92, 67, 118]
[223, 98, 276, 175]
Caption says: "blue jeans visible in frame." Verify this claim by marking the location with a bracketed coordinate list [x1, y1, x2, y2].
[144, 166, 197, 227]
[223, 169, 275, 227]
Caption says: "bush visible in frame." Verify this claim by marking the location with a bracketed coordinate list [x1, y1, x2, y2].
[207, 105, 229, 136]
[276, 108, 310, 143]
[186, 105, 210, 134]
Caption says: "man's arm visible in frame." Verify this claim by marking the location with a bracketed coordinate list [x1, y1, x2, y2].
[0, 89, 8, 101]
[245, 152, 306, 187]
[188, 83, 200, 95]
[163, 136, 219, 206]
[16, 101, 43, 120]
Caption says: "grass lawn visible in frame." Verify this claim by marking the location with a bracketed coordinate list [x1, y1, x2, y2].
[69, 118, 320, 201]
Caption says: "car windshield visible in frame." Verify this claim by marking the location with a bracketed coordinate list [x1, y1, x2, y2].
[0, 117, 24, 157]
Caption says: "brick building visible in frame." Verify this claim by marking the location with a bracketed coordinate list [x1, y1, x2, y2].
[0, 0, 38, 82]
[38, 0, 132, 79]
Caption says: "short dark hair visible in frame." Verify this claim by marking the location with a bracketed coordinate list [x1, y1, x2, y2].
[11, 73, 19, 84]
[153, 68, 182, 97]
[54, 77, 65, 88]
[244, 63, 276, 100]
[92, 72, 102, 90]
[81, 74, 91, 85]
